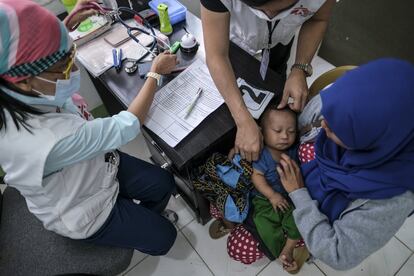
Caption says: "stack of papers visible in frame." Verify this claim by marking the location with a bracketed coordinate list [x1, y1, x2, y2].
[145, 59, 225, 147]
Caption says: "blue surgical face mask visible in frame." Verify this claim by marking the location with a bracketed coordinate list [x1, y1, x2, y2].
[32, 69, 81, 107]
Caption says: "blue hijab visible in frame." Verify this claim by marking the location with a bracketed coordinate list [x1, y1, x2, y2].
[302, 58, 414, 223]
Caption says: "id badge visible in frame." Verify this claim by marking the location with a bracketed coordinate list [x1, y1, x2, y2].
[260, 48, 270, 80]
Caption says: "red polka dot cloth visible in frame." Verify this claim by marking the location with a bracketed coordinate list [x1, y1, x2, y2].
[227, 225, 264, 264]
[298, 142, 315, 163]
[210, 204, 224, 219]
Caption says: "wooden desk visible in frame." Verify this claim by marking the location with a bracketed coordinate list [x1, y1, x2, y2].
[90, 12, 285, 223]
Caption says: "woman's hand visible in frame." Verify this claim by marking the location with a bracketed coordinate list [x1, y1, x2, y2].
[64, 0, 98, 31]
[277, 153, 305, 193]
[277, 69, 308, 112]
[150, 52, 179, 75]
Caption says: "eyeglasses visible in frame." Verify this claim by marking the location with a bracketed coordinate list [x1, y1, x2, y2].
[45, 44, 77, 79]
[62, 44, 77, 79]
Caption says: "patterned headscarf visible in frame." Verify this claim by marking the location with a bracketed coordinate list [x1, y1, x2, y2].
[0, 0, 72, 83]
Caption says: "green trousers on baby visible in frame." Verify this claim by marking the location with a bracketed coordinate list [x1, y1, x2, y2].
[252, 196, 301, 258]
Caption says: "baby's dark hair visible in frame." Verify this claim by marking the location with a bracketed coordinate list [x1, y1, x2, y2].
[260, 105, 297, 129]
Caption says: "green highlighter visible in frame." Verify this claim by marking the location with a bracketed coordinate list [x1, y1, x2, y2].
[169, 41, 181, 54]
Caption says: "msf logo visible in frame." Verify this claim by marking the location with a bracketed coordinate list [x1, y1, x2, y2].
[291, 6, 314, 17]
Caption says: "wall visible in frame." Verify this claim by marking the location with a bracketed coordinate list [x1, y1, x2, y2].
[319, 0, 414, 66]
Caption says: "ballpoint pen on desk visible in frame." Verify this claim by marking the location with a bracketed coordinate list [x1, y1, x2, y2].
[185, 88, 203, 119]
[112, 48, 123, 72]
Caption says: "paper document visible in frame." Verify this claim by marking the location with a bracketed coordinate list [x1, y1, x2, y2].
[145, 59, 224, 147]
[237, 78, 274, 119]
[76, 22, 154, 77]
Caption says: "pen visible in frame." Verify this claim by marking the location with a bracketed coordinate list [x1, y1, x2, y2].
[117, 48, 122, 71]
[112, 48, 123, 72]
[185, 88, 203, 118]
[112, 48, 118, 69]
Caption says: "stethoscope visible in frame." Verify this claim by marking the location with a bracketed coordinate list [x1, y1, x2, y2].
[66, 2, 170, 73]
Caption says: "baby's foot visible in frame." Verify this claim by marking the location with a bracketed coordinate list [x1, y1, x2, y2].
[279, 240, 298, 272]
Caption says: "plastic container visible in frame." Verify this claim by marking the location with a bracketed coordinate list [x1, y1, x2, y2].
[149, 0, 187, 25]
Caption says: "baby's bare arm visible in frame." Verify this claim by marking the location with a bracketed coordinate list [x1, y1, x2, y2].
[252, 169, 289, 211]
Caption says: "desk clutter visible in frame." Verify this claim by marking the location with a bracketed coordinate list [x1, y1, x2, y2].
[72, 0, 188, 77]
[75, 21, 155, 77]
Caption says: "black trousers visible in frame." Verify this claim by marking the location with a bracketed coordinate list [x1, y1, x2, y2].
[86, 151, 177, 256]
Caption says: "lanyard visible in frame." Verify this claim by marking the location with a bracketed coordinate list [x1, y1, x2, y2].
[267, 20, 280, 48]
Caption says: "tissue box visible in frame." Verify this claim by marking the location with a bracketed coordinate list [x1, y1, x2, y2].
[149, 0, 187, 25]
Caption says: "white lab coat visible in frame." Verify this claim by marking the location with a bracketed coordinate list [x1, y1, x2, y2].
[0, 111, 119, 239]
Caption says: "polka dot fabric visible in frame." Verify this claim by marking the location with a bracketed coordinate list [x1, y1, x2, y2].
[298, 142, 315, 163]
[210, 204, 224, 219]
[226, 225, 264, 264]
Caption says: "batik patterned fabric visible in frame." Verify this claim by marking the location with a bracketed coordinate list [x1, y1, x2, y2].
[193, 152, 253, 222]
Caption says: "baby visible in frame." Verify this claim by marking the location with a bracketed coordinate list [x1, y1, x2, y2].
[252, 107, 302, 272]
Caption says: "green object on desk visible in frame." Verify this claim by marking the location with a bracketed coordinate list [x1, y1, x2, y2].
[61, 0, 93, 32]
[158, 3, 173, 35]
[169, 41, 181, 54]
[78, 18, 94, 32]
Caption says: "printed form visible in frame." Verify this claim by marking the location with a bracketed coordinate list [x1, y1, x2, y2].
[144, 59, 225, 147]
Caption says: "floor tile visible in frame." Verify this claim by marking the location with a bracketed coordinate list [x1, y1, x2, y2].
[181, 220, 271, 276]
[258, 260, 324, 276]
[395, 253, 414, 276]
[125, 232, 212, 276]
[166, 195, 195, 230]
[119, 133, 152, 163]
[122, 250, 148, 275]
[308, 56, 336, 87]
[396, 215, 414, 251]
[315, 237, 411, 276]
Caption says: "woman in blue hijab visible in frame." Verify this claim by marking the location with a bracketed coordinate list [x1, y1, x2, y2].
[277, 58, 414, 270]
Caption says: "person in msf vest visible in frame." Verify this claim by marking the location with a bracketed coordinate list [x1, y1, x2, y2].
[200, 0, 335, 162]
